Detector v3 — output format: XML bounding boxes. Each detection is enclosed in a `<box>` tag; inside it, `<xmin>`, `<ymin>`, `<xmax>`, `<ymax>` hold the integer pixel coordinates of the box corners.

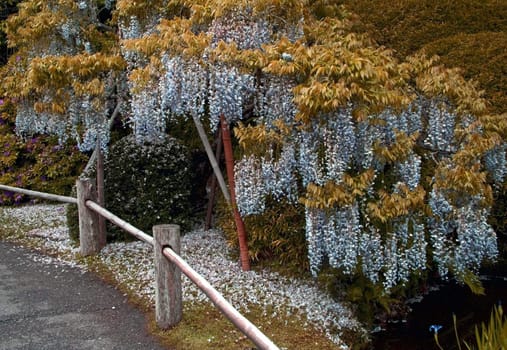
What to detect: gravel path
<box><xmin>0</xmin><ymin>240</ymin><xmax>170</xmax><ymax>350</ymax></box>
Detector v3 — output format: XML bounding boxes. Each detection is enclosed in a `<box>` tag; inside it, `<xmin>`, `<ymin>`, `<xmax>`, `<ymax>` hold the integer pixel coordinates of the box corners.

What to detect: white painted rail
<box><xmin>84</xmin><ymin>200</ymin><xmax>154</xmax><ymax>246</ymax></box>
<box><xmin>0</xmin><ymin>184</ymin><xmax>77</xmax><ymax>204</ymax></box>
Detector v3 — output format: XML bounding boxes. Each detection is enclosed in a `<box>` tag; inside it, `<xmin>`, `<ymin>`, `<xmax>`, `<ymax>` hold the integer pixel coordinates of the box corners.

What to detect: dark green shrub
<box><xmin>104</xmin><ymin>135</ymin><xmax>192</xmax><ymax>241</ymax></box>
<box><xmin>66</xmin><ymin>185</ymin><xmax>80</xmax><ymax>243</ymax></box>
<box><xmin>166</xmin><ymin>116</ymin><xmax>214</xmax><ymax>215</ymax></box>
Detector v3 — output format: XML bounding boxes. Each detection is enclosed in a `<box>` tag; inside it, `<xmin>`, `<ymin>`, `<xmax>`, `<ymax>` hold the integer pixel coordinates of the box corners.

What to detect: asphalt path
<box><xmin>0</xmin><ymin>240</ymin><xmax>170</xmax><ymax>350</ymax></box>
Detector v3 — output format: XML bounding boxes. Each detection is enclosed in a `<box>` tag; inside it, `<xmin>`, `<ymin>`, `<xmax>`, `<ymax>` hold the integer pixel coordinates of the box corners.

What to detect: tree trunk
<box><xmin>220</xmin><ymin>115</ymin><xmax>250</xmax><ymax>271</ymax></box>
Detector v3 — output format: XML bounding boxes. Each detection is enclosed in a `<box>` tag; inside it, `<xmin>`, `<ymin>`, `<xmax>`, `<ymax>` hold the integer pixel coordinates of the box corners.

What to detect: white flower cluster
<box><xmin>233</xmin><ymin>95</ymin><xmax>501</xmax><ymax>291</ymax></box>
<box><xmin>73</xmin><ymin>97</ymin><xmax>111</xmax><ymax>152</ymax></box>
<box><xmin>254</xmin><ymin>75</ymin><xmax>297</xmax><ymax>127</ymax></box>
<box><xmin>128</xmin><ymin>82</ymin><xmax>166</xmax><ymax>144</ymax></box>
<box><xmin>235</xmin><ymin>155</ymin><xmax>265</xmax><ymax>215</ymax></box>
<box><xmin>120</xmin><ymin>16</ymin><xmax>141</xmax><ymax>40</ymax></box>
<box><xmin>209</xmin><ymin>64</ymin><xmax>255</xmax><ymax>130</ymax></box>
<box><xmin>485</xmin><ymin>144</ymin><xmax>507</xmax><ymax>186</ymax></box>
<box><xmin>16</xmin><ymin>101</ymin><xmax>68</xmax><ymax>144</ymax></box>
<box><xmin>354</xmin><ymin>118</ymin><xmax>379</xmax><ymax>170</ymax></box>
<box><xmin>235</xmin><ymin>143</ymin><xmax>298</xmax><ymax>216</ymax></box>
<box><xmin>264</xmin><ymin>143</ymin><xmax>298</xmax><ymax>202</ymax></box>
<box><xmin>397</xmin><ymin>153</ymin><xmax>422</xmax><ymax>190</ymax></box>
<box><xmin>159</xmin><ymin>56</ymin><xmax>208</xmax><ymax>120</ymax></box>
<box><xmin>298</xmin><ymin>127</ymin><xmax>325</xmax><ymax>186</ymax></box>
<box><xmin>305</xmin><ymin>204</ymin><xmax>428</xmax><ymax>291</ymax></box>
<box><xmin>324</xmin><ymin>204</ymin><xmax>362</xmax><ymax>275</ymax></box>
<box><xmin>208</xmin><ymin>10</ymin><xmax>271</xmax><ymax>50</ymax></box>
<box><xmin>60</xmin><ymin>20</ymin><xmax>80</xmax><ymax>43</ymax></box>
<box><xmin>429</xmin><ymin>188</ymin><xmax>498</xmax><ymax>278</ymax></box>
<box><xmin>382</xmin><ymin>218</ymin><xmax>427</xmax><ymax>290</ymax></box>
<box><xmin>105</xmin><ymin>0</ymin><xmax>115</xmax><ymax>10</ymax></box>
<box><xmin>78</xmin><ymin>0</ymin><xmax>88</xmax><ymax>10</ymax></box>
<box><xmin>424</xmin><ymin>99</ymin><xmax>456</xmax><ymax>153</ymax></box>
<box><xmin>323</xmin><ymin>111</ymin><xmax>356</xmax><ymax>182</ymax></box>
<box><xmin>358</xmin><ymin>227</ymin><xmax>384</xmax><ymax>283</ymax></box>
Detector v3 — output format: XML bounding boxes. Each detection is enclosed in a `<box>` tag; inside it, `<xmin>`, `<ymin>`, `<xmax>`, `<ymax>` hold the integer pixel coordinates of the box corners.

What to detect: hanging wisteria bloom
<box><xmin>484</xmin><ymin>144</ymin><xmax>507</xmax><ymax>186</ymax></box>
<box><xmin>382</xmin><ymin>235</ymin><xmax>400</xmax><ymax>291</ymax></box>
<box><xmin>305</xmin><ymin>207</ymin><xmax>327</xmax><ymax>277</ymax></box>
<box><xmin>390</xmin><ymin>217</ymin><xmax>427</xmax><ymax>286</ymax></box>
<box><xmin>323</xmin><ymin>110</ymin><xmax>356</xmax><ymax>183</ymax></box>
<box><xmin>264</xmin><ymin>142</ymin><xmax>298</xmax><ymax>203</ymax></box>
<box><xmin>208</xmin><ymin>10</ymin><xmax>271</xmax><ymax>50</ymax></box>
<box><xmin>398</xmin><ymin>100</ymin><xmax>423</xmax><ymax>136</ymax></box>
<box><xmin>159</xmin><ymin>55</ymin><xmax>208</xmax><ymax>120</ymax></box>
<box><xmin>235</xmin><ymin>155</ymin><xmax>266</xmax><ymax>216</ymax></box>
<box><xmin>128</xmin><ymin>83</ymin><xmax>166</xmax><ymax>144</ymax></box>
<box><xmin>76</xmin><ymin>97</ymin><xmax>111</xmax><ymax>151</ymax></box>
<box><xmin>429</xmin><ymin>186</ymin><xmax>498</xmax><ymax>278</ymax></box>
<box><xmin>397</xmin><ymin>153</ymin><xmax>422</xmax><ymax>190</ymax></box>
<box><xmin>208</xmin><ymin>64</ymin><xmax>255</xmax><ymax>130</ymax></box>
<box><xmin>452</xmin><ymin>206</ymin><xmax>498</xmax><ymax>275</ymax></box>
<box><xmin>254</xmin><ymin>75</ymin><xmax>298</xmax><ymax>127</ymax></box>
<box><xmin>359</xmin><ymin>227</ymin><xmax>384</xmax><ymax>283</ymax></box>
<box><xmin>424</xmin><ymin>99</ymin><xmax>456</xmax><ymax>153</ymax></box>
<box><xmin>403</xmin><ymin>220</ymin><xmax>427</xmax><ymax>274</ymax></box>
<box><xmin>354</xmin><ymin>117</ymin><xmax>380</xmax><ymax>170</ymax></box>
<box><xmin>297</xmin><ymin>125</ymin><xmax>326</xmax><ymax>186</ymax></box>
<box><xmin>324</xmin><ymin>204</ymin><xmax>362</xmax><ymax>275</ymax></box>
<box><xmin>16</xmin><ymin>101</ymin><xmax>68</xmax><ymax>144</ymax></box>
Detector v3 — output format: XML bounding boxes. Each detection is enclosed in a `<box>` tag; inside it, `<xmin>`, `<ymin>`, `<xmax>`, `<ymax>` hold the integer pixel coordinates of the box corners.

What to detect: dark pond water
<box><xmin>371</xmin><ymin>275</ymin><xmax>507</xmax><ymax>349</ymax></box>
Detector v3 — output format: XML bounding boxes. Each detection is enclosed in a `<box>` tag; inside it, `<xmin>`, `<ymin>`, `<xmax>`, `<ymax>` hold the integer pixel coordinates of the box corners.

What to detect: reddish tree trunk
<box><xmin>220</xmin><ymin>115</ymin><xmax>250</xmax><ymax>271</ymax></box>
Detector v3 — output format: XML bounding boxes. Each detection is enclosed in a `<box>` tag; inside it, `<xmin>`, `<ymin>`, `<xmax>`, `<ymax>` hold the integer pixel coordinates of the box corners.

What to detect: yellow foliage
<box><xmin>415</xmin><ymin>64</ymin><xmax>487</xmax><ymax>116</ymax></box>
<box><xmin>367</xmin><ymin>185</ymin><xmax>427</xmax><ymax>223</ymax></box>
<box><xmin>302</xmin><ymin>169</ymin><xmax>376</xmax><ymax>208</ymax></box>
<box><xmin>480</xmin><ymin>113</ymin><xmax>507</xmax><ymax>140</ymax></box>
<box><xmin>374</xmin><ymin>130</ymin><xmax>419</xmax><ymax>163</ymax></box>
<box><xmin>6</xmin><ymin>53</ymin><xmax>125</xmax><ymax>104</ymax></box>
<box><xmin>234</xmin><ymin>120</ymin><xmax>292</xmax><ymax>156</ymax></box>
<box><xmin>433</xmin><ymin>160</ymin><xmax>492</xmax><ymax>205</ymax></box>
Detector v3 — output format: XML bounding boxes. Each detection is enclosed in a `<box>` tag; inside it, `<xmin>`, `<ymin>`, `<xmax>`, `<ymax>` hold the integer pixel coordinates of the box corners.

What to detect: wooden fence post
<box><xmin>76</xmin><ymin>178</ymin><xmax>105</xmax><ymax>256</ymax></box>
<box><xmin>153</xmin><ymin>224</ymin><xmax>182</xmax><ymax>329</ymax></box>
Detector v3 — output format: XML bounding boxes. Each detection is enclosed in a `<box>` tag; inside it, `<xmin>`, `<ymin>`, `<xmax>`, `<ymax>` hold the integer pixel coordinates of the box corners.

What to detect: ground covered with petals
<box><xmin>0</xmin><ymin>203</ymin><xmax>366</xmax><ymax>349</ymax></box>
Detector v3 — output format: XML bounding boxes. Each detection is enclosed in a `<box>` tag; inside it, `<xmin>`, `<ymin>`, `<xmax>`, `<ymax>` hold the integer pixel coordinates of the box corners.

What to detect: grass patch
<box><xmin>149</xmin><ymin>302</ymin><xmax>343</xmax><ymax>350</ymax></box>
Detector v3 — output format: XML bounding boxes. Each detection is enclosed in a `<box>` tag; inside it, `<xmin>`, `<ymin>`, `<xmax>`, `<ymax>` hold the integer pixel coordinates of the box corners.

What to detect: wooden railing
<box><xmin>0</xmin><ymin>180</ymin><xmax>279</xmax><ymax>350</ymax></box>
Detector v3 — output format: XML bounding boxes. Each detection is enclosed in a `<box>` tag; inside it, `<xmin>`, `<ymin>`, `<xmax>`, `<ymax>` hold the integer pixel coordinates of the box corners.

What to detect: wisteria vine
<box><xmin>14</xmin><ymin>2</ymin><xmax>502</xmax><ymax>294</ymax></box>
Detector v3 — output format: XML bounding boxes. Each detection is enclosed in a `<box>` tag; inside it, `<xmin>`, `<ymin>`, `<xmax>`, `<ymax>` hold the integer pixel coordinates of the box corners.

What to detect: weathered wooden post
<box><xmin>153</xmin><ymin>224</ymin><xmax>182</xmax><ymax>328</ymax></box>
<box><xmin>76</xmin><ymin>178</ymin><xmax>105</xmax><ymax>255</ymax></box>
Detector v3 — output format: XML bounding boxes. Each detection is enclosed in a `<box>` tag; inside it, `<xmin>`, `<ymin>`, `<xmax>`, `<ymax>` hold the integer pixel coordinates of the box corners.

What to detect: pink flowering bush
<box><xmin>0</xmin><ymin>98</ymin><xmax>87</xmax><ymax>205</ymax></box>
